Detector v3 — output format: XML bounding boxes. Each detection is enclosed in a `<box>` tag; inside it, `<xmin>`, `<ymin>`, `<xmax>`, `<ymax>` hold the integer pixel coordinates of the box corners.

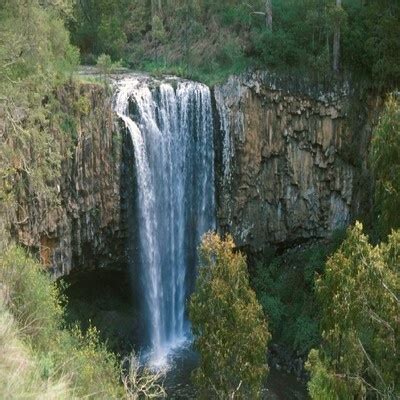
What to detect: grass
<box><xmin>0</xmin><ymin>300</ymin><xmax>70</xmax><ymax>399</ymax></box>
<box><xmin>73</xmin><ymin>73</ymin><xmax>106</xmax><ymax>86</ymax></box>
<box><xmin>0</xmin><ymin>245</ymin><xmax>123</xmax><ymax>399</ymax></box>
<box><xmin>134</xmin><ymin>59</ymin><xmax>249</xmax><ymax>87</ymax></box>
<box><xmin>76</xmin><ymin>50</ymin><xmax>248</xmax><ymax>87</ymax></box>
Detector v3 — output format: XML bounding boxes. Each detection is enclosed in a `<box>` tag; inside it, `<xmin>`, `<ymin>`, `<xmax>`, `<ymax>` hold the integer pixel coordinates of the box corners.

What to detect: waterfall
<box><xmin>114</xmin><ymin>76</ymin><xmax>215</xmax><ymax>366</ymax></box>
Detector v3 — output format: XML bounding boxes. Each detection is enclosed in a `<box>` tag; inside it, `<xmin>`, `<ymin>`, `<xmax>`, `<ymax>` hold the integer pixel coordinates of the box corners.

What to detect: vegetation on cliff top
<box><xmin>69</xmin><ymin>0</ymin><xmax>400</xmax><ymax>87</ymax></box>
<box><xmin>0</xmin><ymin>0</ymin><xmax>79</xmax><ymax>238</ymax></box>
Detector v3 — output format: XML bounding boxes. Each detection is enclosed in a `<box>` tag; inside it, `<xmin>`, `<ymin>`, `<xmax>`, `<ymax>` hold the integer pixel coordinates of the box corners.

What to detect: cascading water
<box><xmin>114</xmin><ymin>76</ymin><xmax>215</xmax><ymax>367</ymax></box>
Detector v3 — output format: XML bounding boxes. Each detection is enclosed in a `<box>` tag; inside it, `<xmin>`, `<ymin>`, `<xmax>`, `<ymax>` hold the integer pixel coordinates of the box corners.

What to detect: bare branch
<box><xmin>122</xmin><ymin>353</ymin><xmax>166</xmax><ymax>399</ymax></box>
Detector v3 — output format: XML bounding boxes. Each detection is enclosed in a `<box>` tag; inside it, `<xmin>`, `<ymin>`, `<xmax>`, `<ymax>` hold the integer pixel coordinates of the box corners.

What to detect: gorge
<box><xmin>10</xmin><ymin>70</ymin><xmax>379</xmax><ymax>397</ymax></box>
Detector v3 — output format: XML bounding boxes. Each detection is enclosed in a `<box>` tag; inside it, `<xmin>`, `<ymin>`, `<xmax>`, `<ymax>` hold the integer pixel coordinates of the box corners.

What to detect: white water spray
<box><xmin>114</xmin><ymin>76</ymin><xmax>215</xmax><ymax>367</ymax></box>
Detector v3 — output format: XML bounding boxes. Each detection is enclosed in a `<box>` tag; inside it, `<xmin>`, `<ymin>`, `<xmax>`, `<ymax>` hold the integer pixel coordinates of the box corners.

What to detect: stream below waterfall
<box><xmin>162</xmin><ymin>346</ymin><xmax>308</xmax><ymax>399</ymax></box>
<box><xmin>64</xmin><ymin>270</ymin><xmax>308</xmax><ymax>399</ymax></box>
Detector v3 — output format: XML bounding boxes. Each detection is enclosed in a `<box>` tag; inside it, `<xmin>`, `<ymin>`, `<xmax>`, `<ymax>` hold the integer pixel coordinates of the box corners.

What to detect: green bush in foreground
<box><xmin>189</xmin><ymin>233</ymin><xmax>270</xmax><ymax>399</ymax></box>
<box><xmin>0</xmin><ymin>244</ymin><xmax>168</xmax><ymax>399</ymax></box>
<box><xmin>306</xmin><ymin>223</ymin><xmax>400</xmax><ymax>399</ymax></box>
<box><xmin>0</xmin><ymin>244</ymin><xmax>122</xmax><ymax>399</ymax></box>
<box><xmin>371</xmin><ymin>94</ymin><xmax>400</xmax><ymax>238</ymax></box>
<box><xmin>0</xmin><ymin>299</ymin><xmax>70</xmax><ymax>399</ymax></box>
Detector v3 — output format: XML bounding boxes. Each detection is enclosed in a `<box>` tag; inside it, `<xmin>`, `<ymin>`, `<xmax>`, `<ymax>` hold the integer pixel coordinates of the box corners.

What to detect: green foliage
<box><xmin>371</xmin><ymin>94</ymin><xmax>400</xmax><ymax>237</ymax></box>
<box><xmin>0</xmin><ymin>245</ymin><xmax>64</xmax><ymax>350</ymax></box>
<box><xmin>96</xmin><ymin>54</ymin><xmax>122</xmax><ymax>78</ymax></box>
<box><xmin>152</xmin><ymin>15</ymin><xmax>166</xmax><ymax>44</ymax></box>
<box><xmin>74</xmin><ymin>95</ymin><xmax>91</xmax><ymax>116</ymax></box>
<box><xmin>69</xmin><ymin>0</ymin><xmax>399</xmax><ymax>87</ymax></box>
<box><xmin>58</xmin><ymin>325</ymin><xmax>122</xmax><ymax>398</ymax></box>
<box><xmin>252</xmin><ymin>235</ymin><xmax>344</xmax><ymax>357</ymax></box>
<box><xmin>189</xmin><ymin>233</ymin><xmax>270</xmax><ymax>399</ymax></box>
<box><xmin>97</xmin><ymin>54</ymin><xmax>114</xmax><ymax>75</ymax></box>
<box><xmin>0</xmin><ymin>299</ymin><xmax>70</xmax><ymax>399</ymax></box>
<box><xmin>139</xmin><ymin>58</ymin><xmax>247</xmax><ymax>87</ymax></box>
<box><xmin>306</xmin><ymin>223</ymin><xmax>400</xmax><ymax>399</ymax></box>
<box><xmin>343</xmin><ymin>0</ymin><xmax>400</xmax><ymax>86</ymax></box>
<box><xmin>0</xmin><ymin>245</ymin><xmax>169</xmax><ymax>398</ymax></box>
<box><xmin>0</xmin><ymin>244</ymin><xmax>123</xmax><ymax>398</ymax></box>
<box><xmin>0</xmin><ymin>0</ymin><xmax>79</xmax><ymax>236</ymax></box>
<box><xmin>306</xmin><ymin>348</ymin><xmax>355</xmax><ymax>400</ymax></box>
<box><xmin>68</xmin><ymin>0</ymin><xmax>130</xmax><ymax>62</ymax></box>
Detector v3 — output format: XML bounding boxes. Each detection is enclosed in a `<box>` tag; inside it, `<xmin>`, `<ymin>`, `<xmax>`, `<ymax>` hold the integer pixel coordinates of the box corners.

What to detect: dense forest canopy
<box><xmin>69</xmin><ymin>0</ymin><xmax>400</xmax><ymax>86</ymax></box>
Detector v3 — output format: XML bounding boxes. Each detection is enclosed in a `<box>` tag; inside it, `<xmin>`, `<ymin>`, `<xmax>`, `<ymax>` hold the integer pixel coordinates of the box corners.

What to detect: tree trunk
<box><xmin>332</xmin><ymin>0</ymin><xmax>341</xmax><ymax>73</ymax></box>
<box><xmin>151</xmin><ymin>0</ymin><xmax>162</xmax><ymax>17</ymax></box>
<box><xmin>265</xmin><ymin>0</ymin><xmax>272</xmax><ymax>31</ymax></box>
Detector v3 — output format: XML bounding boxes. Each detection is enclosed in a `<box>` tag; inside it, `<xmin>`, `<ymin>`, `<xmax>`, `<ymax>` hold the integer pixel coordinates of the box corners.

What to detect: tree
<box><xmin>248</xmin><ymin>0</ymin><xmax>273</xmax><ymax>31</ymax></box>
<box><xmin>151</xmin><ymin>0</ymin><xmax>162</xmax><ymax>15</ymax></box>
<box><xmin>96</xmin><ymin>53</ymin><xmax>121</xmax><ymax>78</ymax></box>
<box><xmin>332</xmin><ymin>0</ymin><xmax>341</xmax><ymax>72</ymax></box>
<box><xmin>189</xmin><ymin>233</ymin><xmax>270</xmax><ymax>399</ymax></box>
<box><xmin>265</xmin><ymin>0</ymin><xmax>272</xmax><ymax>31</ymax></box>
<box><xmin>151</xmin><ymin>15</ymin><xmax>166</xmax><ymax>45</ymax></box>
<box><xmin>306</xmin><ymin>223</ymin><xmax>400</xmax><ymax>399</ymax></box>
<box><xmin>38</xmin><ymin>0</ymin><xmax>74</xmax><ymax>17</ymax></box>
<box><xmin>69</xmin><ymin>0</ymin><xmax>129</xmax><ymax>60</ymax></box>
<box><xmin>371</xmin><ymin>94</ymin><xmax>400</xmax><ymax>237</ymax></box>
<box><xmin>363</xmin><ymin>0</ymin><xmax>400</xmax><ymax>86</ymax></box>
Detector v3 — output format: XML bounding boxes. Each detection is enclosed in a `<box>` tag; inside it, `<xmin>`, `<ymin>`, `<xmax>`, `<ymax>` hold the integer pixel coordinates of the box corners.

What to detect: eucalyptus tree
<box><xmin>248</xmin><ymin>0</ymin><xmax>273</xmax><ymax>30</ymax></box>
<box><xmin>265</xmin><ymin>0</ymin><xmax>273</xmax><ymax>30</ymax></box>
<box><xmin>332</xmin><ymin>0</ymin><xmax>342</xmax><ymax>72</ymax></box>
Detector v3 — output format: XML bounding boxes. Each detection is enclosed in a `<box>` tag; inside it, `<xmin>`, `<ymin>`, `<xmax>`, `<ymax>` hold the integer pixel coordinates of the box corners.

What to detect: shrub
<box><xmin>0</xmin><ymin>245</ymin><xmax>64</xmax><ymax>351</ymax></box>
<box><xmin>0</xmin><ymin>299</ymin><xmax>70</xmax><ymax>400</ymax></box>
<box><xmin>306</xmin><ymin>223</ymin><xmax>400</xmax><ymax>399</ymax></box>
<box><xmin>0</xmin><ymin>245</ymin><xmax>122</xmax><ymax>398</ymax></box>
<box><xmin>189</xmin><ymin>233</ymin><xmax>270</xmax><ymax>399</ymax></box>
<box><xmin>96</xmin><ymin>53</ymin><xmax>122</xmax><ymax>76</ymax></box>
<box><xmin>371</xmin><ymin>94</ymin><xmax>400</xmax><ymax>237</ymax></box>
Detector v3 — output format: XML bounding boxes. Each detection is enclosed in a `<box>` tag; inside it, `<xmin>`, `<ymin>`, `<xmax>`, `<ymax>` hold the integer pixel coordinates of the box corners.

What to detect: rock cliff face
<box><xmin>12</xmin><ymin>72</ymin><xmax>380</xmax><ymax>275</ymax></box>
<box><xmin>214</xmin><ymin>71</ymin><xmax>379</xmax><ymax>252</ymax></box>
<box><xmin>14</xmin><ymin>83</ymin><xmax>125</xmax><ymax>277</ymax></box>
